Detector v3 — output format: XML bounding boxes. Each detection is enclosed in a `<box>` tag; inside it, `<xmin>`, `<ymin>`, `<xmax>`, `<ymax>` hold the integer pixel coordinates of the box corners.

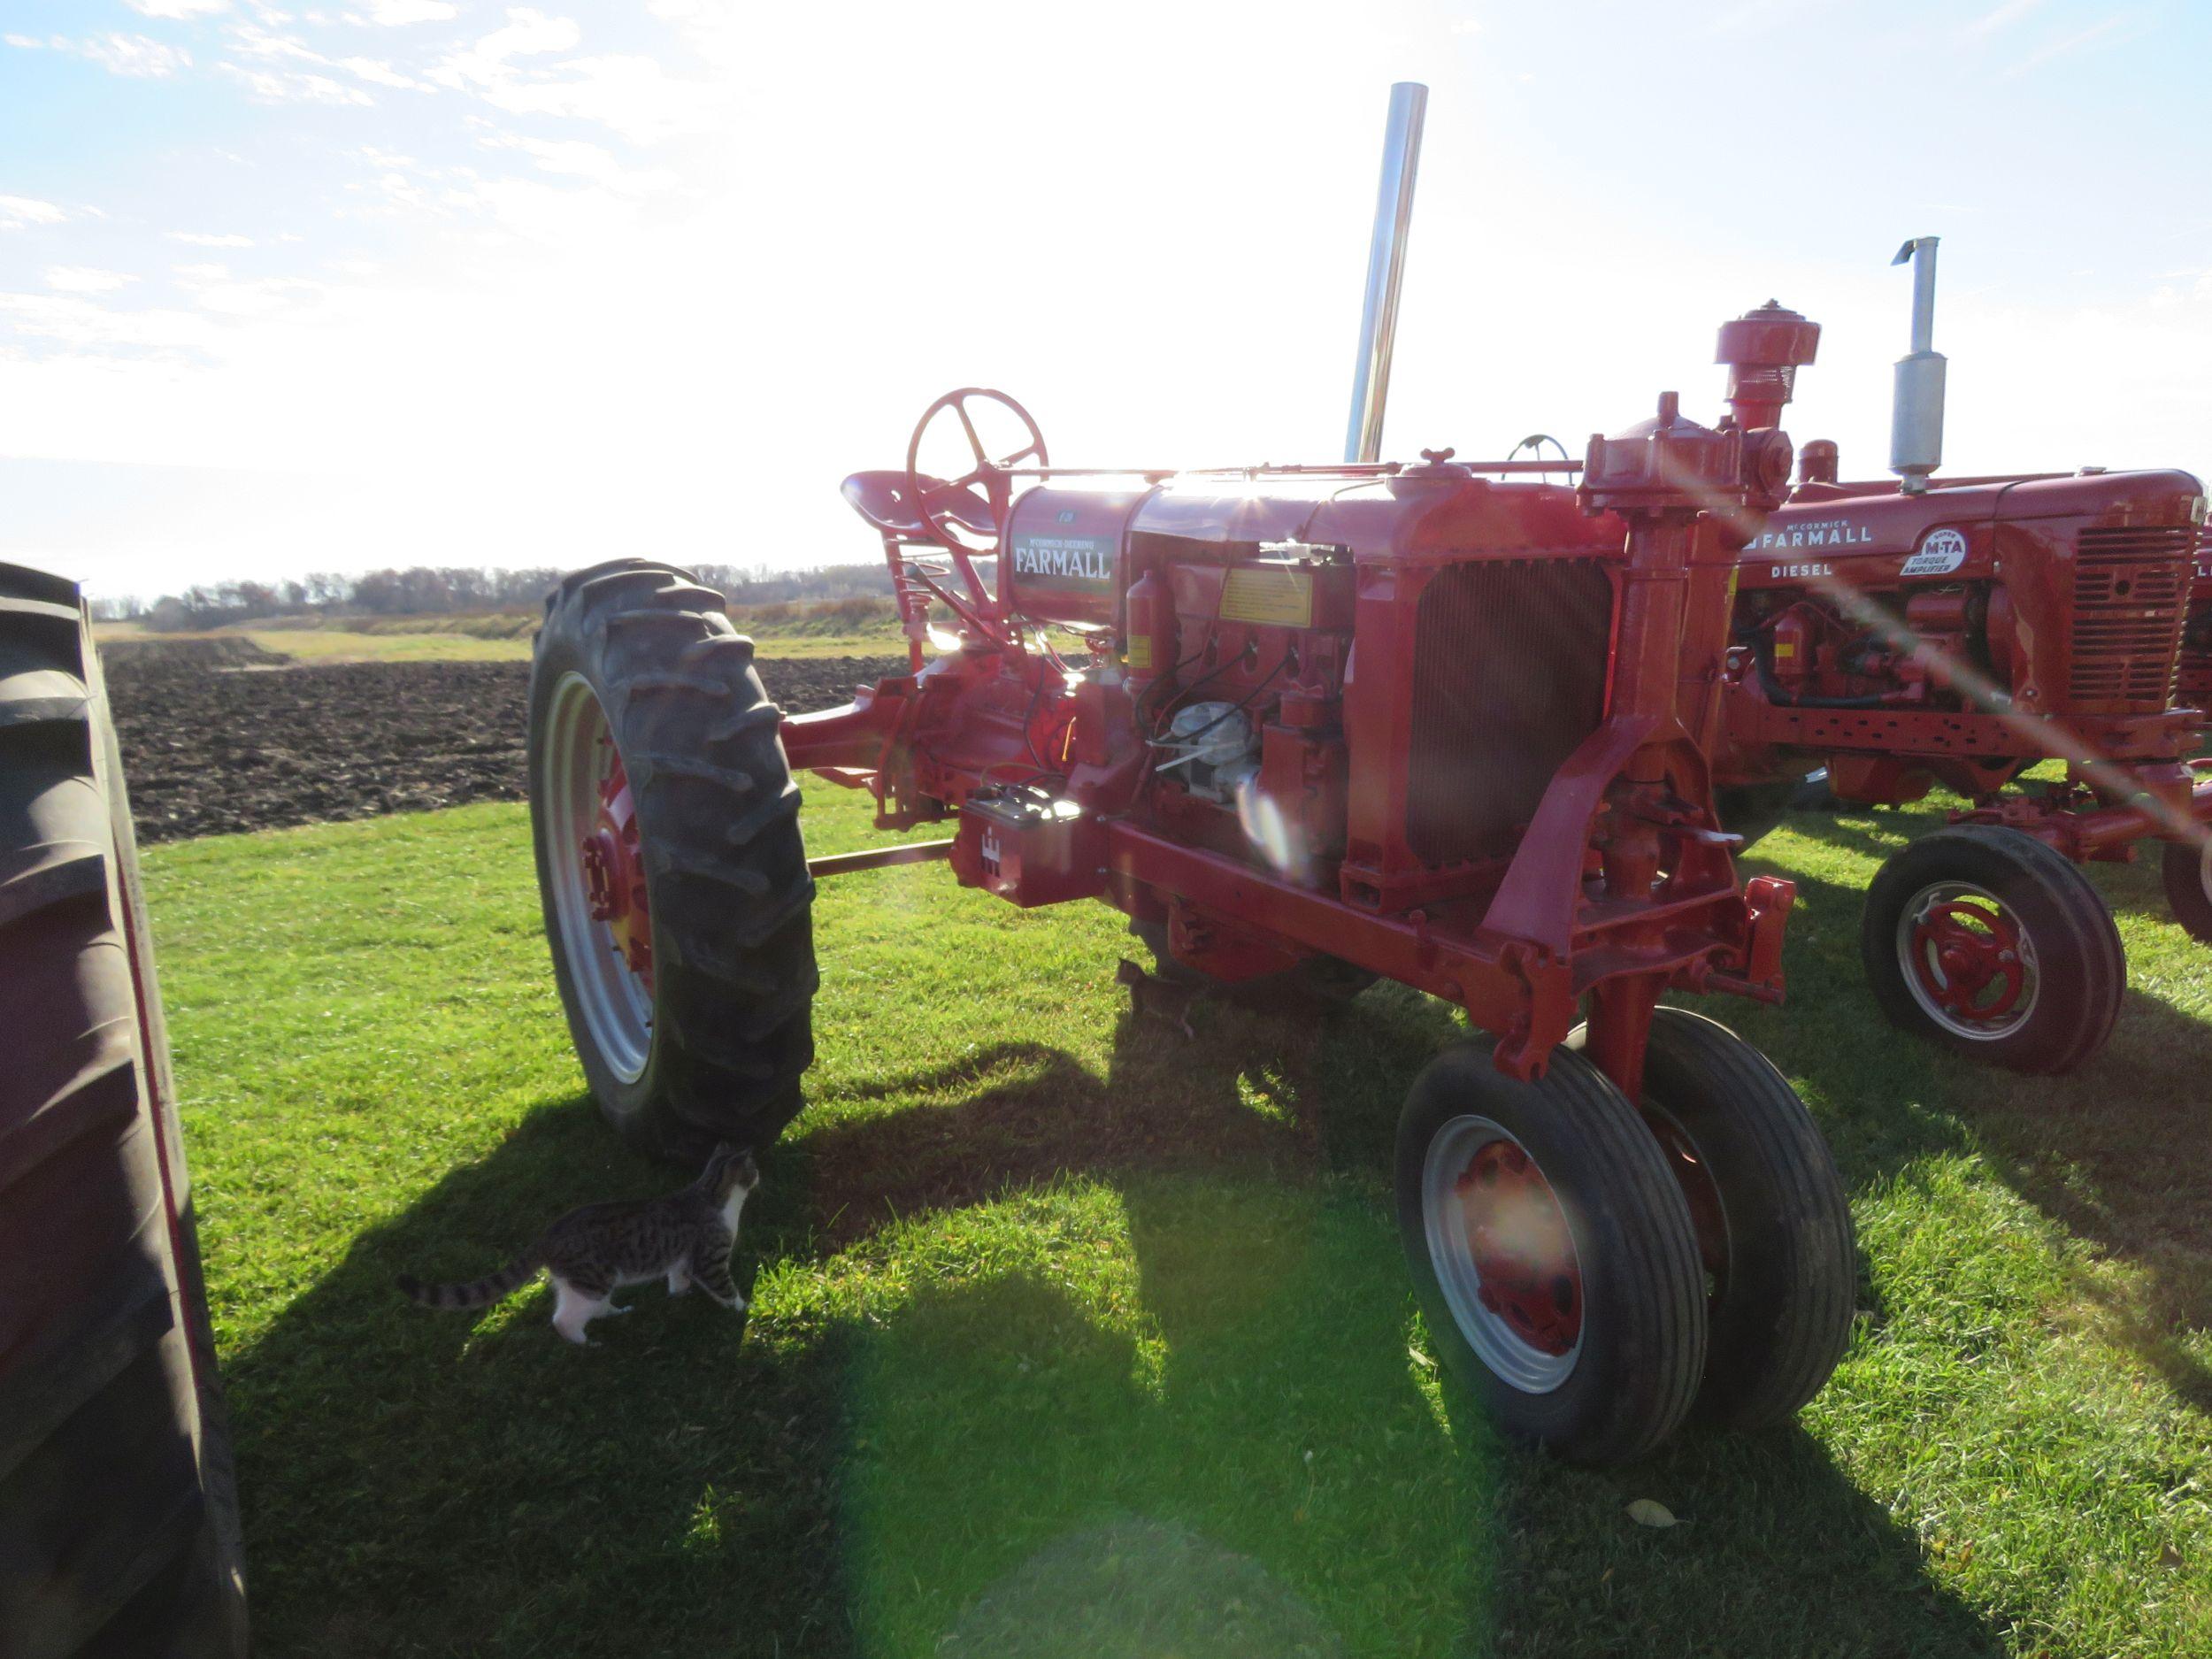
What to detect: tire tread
<box><xmin>1861</xmin><ymin>824</ymin><xmax>2124</xmax><ymax>1074</ymax></box>
<box><xmin>530</xmin><ymin>559</ymin><xmax>817</xmax><ymax>1159</ymax></box>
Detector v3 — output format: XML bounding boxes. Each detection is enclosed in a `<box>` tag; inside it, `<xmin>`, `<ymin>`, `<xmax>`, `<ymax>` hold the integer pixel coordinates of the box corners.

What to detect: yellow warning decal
<box><xmin>1220</xmin><ymin>565</ymin><xmax>1314</xmax><ymax>628</ymax></box>
<box><xmin>1125</xmin><ymin>634</ymin><xmax>1153</xmax><ymax>671</ymax></box>
<box><xmin>1774</xmin><ymin>641</ymin><xmax>1797</xmax><ymax>658</ymax></box>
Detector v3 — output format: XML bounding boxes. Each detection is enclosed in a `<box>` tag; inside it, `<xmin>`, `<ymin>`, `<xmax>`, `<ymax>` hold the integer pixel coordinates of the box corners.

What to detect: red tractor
<box><xmin>524</xmin><ymin>88</ymin><xmax>1856</xmax><ymax>1466</ymax></box>
<box><xmin>1708</xmin><ymin>240</ymin><xmax>2211</xmax><ymax>1074</ymax></box>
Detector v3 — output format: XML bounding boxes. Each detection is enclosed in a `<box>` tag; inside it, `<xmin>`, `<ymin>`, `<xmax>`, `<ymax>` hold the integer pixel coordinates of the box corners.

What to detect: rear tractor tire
<box><xmin>1572</xmin><ymin>1009</ymin><xmax>1857</xmax><ymax>1430</ymax></box>
<box><xmin>1860</xmin><ymin>825</ymin><xmax>2123</xmax><ymax>1074</ymax></box>
<box><xmin>1</xmin><ymin>561</ymin><xmax>248</xmax><ymax>1654</ymax></box>
<box><xmin>1394</xmin><ymin>1042</ymin><xmax>1707</xmax><ymax>1463</ymax></box>
<box><xmin>2161</xmin><ymin>836</ymin><xmax>2212</xmax><ymax>946</ymax></box>
<box><xmin>529</xmin><ymin>560</ymin><xmax>818</xmax><ymax>1163</ymax></box>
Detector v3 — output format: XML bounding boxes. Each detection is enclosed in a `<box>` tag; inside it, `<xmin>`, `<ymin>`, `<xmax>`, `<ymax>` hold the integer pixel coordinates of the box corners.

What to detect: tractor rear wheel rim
<box><xmin>2198</xmin><ymin>838</ymin><xmax>2212</xmax><ymax>905</ymax></box>
<box><xmin>1896</xmin><ymin>878</ymin><xmax>2039</xmax><ymax>1041</ymax></box>
<box><xmin>546</xmin><ymin>672</ymin><xmax>653</xmax><ymax>1083</ymax></box>
<box><xmin>1422</xmin><ymin>1115</ymin><xmax>1584</xmax><ymax>1394</ymax></box>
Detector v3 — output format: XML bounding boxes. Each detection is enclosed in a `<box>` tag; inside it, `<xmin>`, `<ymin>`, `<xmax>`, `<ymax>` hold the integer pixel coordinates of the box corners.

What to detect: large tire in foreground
<box><xmin>1394</xmin><ymin>1041</ymin><xmax>1707</xmax><ymax>1464</ymax></box>
<box><xmin>0</xmin><ymin>561</ymin><xmax>248</xmax><ymax>1655</ymax></box>
<box><xmin>2162</xmin><ymin>835</ymin><xmax>2212</xmax><ymax>945</ymax></box>
<box><xmin>1860</xmin><ymin>824</ymin><xmax>2123</xmax><ymax>1074</ymax></box>
<box><xmin>530</xmin><ymin>559</ymin><xmax>817</xmax><ymax>1163</ymax></box>
<box><xmin>1572</xmin><ymin>1009</ymin><xmax>1857</xmax><ymax>1429</ymax></box>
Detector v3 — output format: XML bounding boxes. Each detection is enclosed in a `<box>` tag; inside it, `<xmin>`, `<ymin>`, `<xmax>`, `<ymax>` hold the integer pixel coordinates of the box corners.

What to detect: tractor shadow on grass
<box><xmin>217</xmin><ymin>921</ymin><xmax>2011</xmax><ymax>1657</ymax></box>
<box><xmin>786</xmin><ymin>983</ymin><xmax>2004</xmax><ymax>1658</ymax></box>
<box><xmin>214</xmin><ymin>1092</ymin><xmax>857</xmax><ymax>1657</ymax></box>
<box><xmin>1773</xmin><ymin>816</ymin><xmax>2212</xmax><ymax>1417</ymax></box>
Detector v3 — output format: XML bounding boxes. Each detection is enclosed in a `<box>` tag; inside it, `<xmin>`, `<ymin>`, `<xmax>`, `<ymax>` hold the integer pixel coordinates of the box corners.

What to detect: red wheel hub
<box><xmin>580</xmin><ymin>745</ymin><xmax>652</xmax><ymax>990</ymax></box>
<box><xmin>1455</xmin><ymin>1140</ymin><xmax>1583</xmax><ymax>1356</ymax></box>
<box><xmin>1910</xmin><ymin>896</ymin><xmax>2024</xmax><ymax>1022</ymax></box>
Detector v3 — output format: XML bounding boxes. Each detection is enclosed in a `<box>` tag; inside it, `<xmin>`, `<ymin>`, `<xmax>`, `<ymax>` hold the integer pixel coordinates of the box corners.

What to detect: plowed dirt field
<box><xmin>102</xmin><ymin>638</ymin><xmax>902</xmax><ymax>841</ymax></box>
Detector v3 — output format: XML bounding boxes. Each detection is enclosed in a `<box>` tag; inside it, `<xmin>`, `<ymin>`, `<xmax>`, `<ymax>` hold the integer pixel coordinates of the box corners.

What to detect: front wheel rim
<box><xmin>1895</xmin><ymin>878</ymin><xmax>2039</xmax><ymax>1041</ymax></box>
<box><xmin>1422</xmin><ymin>1115</ymin><xmax>1584</xmax><ymax>1394</ymax></box>
<box><xmin>545</xmin><ymin>672</ymin><xmax>654</xmax><ymax>1084</ymax></box>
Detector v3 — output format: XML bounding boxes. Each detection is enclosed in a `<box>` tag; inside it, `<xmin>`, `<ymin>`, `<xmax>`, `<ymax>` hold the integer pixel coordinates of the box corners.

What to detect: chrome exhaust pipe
<box><xmin>1889</xmin><ymin>235</ymin><xmax>1946</xmax><ymax>495</ymax></box>
<box><xmin>1343</xmin><ymin>81</ymin><xmax>1427</xmax><ymax>465</ymax></box>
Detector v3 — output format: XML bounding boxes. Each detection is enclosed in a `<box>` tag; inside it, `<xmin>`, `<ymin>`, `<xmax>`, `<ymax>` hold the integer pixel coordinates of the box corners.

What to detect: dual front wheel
<box><xmin>1396</xmin><ymin>1010</ymin><xmax>1857</xmax><ymax>1463</ymax></box>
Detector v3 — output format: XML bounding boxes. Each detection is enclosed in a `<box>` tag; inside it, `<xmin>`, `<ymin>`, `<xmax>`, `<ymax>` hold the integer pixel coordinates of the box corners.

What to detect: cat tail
<box><xmin>396</xmin><ymin>1254</ymin><xmax>541</xmax><ymax>1311</ymax></box>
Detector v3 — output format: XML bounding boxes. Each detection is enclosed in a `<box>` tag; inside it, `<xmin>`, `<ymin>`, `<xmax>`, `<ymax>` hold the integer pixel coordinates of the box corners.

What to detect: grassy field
<box><xmin>145</xmin><ymin>788</ymin><xmax>2212</xmax><ymax>1656</ymax></box>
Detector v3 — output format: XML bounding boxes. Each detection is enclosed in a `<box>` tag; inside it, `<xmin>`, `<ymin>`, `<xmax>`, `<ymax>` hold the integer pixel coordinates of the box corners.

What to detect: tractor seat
<box><xmin>841</xmin><ymin>470</ymin><xmax>997</xmax><ymax>541</ymax></box>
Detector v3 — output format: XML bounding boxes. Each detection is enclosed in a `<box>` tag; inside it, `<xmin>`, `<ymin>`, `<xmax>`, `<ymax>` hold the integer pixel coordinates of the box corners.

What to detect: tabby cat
<box><xmin>398</xmin><ymin>1144</ymin><xmax>759</xmax><ymax>1345</ymax></box>
<box><xmin>1117</xmin><ymin>956</ymin><xmax>1199</xmax><ymax>1039</ymax></box>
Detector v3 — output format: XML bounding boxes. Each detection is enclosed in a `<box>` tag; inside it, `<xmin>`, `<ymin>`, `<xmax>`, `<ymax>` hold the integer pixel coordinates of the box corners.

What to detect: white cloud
<box><xmin>125</xmin><ymin>0</ymin><xmax>232</xmax><ymax>17</ymax></box>
<box><xmin>358</xmin><ymin>0</ymin><xmax>456</xmax><ymax>21</ymax></box>
<box><xmin>478</xmin><ymin>54</ymin><xmax>714</xmax><ymax>143</ymax></box>
<box><xmin>219</xmin><ymin>60</ymin><xmax>375</xmax><ymax>104</ymax></box>
<box><xmin>0</xmin><ymin>291</ymin><xmax>219</xmax><ymax>353</ymax></box>
<box><xmin>4</xmin><ymin>34</ymin><xmax>42</xmax><ymax>49</ymax></box>
<box><xmin>170</xmin><ymin>231</ymin><xmax>257</xmax><ymax>247</ymax></box>
<box><xmin>339</xmin><ymin>55</ymin><xmax>428</xmax><ymax>88</ymax></box>
<box><xmin>227</xmin><ymin>22</ymin><xmax>328</xmax><ymax>62</ymax></box>
<box><xmin>430</xmin><ymin>12</ymin><xmax>708</xmax><ymax>143</ymax></box>
<box><xmin>431</xmin><ymin>8</ymin><xmax>580</xmax><ymax>88</ymax></box>
<box><xmin>46</xmin><ymin>267</ymin><xmax>136</xmax><ymax>295</ymax></box>
<box><xmin>483</xmin><ymin>133</ymin><xmax>676</xmax><ymax>194</ymax></box>
<box><xmin>1960</xmin><ymin>0</ymin><xmax>2043</xmax><ymax>40</ymax></box>
<box><xmin>0</xmin><ymin>196</ymin><xmax>68</xmax><ymax>230</ymax></box>
<box><xmin>43</xmin><ymin>34</ymin><xmax>194</xmax><ymax>77</ymax></box>
<box><xmin>186</xmin><ymin>273</ymin><xmax>326</xmax><ymax>318</ymax></box>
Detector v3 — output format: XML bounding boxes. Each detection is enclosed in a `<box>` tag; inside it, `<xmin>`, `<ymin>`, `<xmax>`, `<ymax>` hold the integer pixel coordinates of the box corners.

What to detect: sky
<box><xmin>1</xmin><ymin>0</ymin><xmax>2208</xmax><ymax>602</ymax></box>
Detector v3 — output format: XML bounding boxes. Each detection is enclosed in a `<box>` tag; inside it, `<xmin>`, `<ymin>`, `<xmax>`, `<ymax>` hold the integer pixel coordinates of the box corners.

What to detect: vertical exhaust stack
<box><xmin>1344</xmin><ymin>81</ymin><xmax>1428</xmax><ymax>465</ymax></box>
<box><xmin>1890</xmin><ymin>235</ymin><xmax>1947</xmax><ymax>495</ymax></box>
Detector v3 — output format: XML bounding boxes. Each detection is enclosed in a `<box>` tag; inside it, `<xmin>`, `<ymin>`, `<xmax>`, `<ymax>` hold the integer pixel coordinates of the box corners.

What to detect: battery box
<box><xmin>950</xmin><ymin>788</ymin><xmax>1105</xmax><ymax>908</ymax></box>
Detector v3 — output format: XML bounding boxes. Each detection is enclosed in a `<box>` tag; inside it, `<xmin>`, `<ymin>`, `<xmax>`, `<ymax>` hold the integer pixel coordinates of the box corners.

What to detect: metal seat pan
<box><xmin>841</xmin><ymin>470</ymin><xmax>996</xmax><ymax>541</ymax></box>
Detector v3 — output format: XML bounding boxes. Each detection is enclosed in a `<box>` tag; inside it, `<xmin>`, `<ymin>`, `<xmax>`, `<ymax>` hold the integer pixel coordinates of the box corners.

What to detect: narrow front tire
<box><xmin>1573</xmin><ymin>1009</ymin><xmax>1857</xmax><ymax>1430</ymax></box>
<box><xmin>1394</xmin><ymin>1043</ymin><xmax>1707</xmax><ymax>1464</ymax></box>
<box><xmin>1860</xmin><ymin>825</ymin><xmax>2123</xmax><ymax>1074</ymax></box>
<box><xmin>2161</xmin><ymin>835</ymin><xmax>2212</xmax><ymax>945</ymax></box>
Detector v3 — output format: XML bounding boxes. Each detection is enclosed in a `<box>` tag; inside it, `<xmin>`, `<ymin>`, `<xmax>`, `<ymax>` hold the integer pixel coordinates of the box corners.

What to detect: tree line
<box><xmin>101</xmin><ymin>561</ymin><xmax>895</xmax><ymax>631</ymax></box>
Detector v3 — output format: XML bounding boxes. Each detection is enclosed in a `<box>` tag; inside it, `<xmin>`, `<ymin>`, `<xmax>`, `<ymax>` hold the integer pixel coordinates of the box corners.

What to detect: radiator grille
<box><xmin>2068</xmin><ymin>525</ymin><xmax>2192</xmax><ymax>710</ymax></box>
<box><xmin>1406</xmin><ymin>559</ymin><xmax>1613</xmax><ymax>867</ymax></box>
<box><xmin>2180</xmin><ymin>522</ymin><xmax>2212</xmax><ymax>704</ymax></box>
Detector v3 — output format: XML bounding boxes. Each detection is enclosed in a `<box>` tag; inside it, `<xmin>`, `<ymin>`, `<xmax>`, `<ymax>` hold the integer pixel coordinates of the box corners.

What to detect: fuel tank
<box><xmin>1001</xmin><ymin>486</ymin><xmax>1154</xmax><ymax>629</ymax></box>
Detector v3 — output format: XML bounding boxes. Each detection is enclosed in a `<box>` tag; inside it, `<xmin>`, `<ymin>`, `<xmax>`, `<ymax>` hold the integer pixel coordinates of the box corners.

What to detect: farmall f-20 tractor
<box><xmin>1707</xmin><ymin>242</ymin><xmax>2211</xmax><ymax>1074</ymax></box>
<box><xmin>526</xmin><ymin>88</ymin><xmax>1858</xmax><ymax>1464</ymax></box>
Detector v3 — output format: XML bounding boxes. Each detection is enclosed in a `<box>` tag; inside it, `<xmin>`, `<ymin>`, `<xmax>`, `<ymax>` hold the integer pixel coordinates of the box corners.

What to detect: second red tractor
<box><xmin>1706</xmin><ymin>245</ymin><xmax>2210</xmax><ymax>1074</ymax></box>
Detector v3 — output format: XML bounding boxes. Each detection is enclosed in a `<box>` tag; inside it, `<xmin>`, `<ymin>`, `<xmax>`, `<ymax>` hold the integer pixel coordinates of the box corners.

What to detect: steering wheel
<box><xmin>903</xmin><ymin>388</ymin><xmax>1049</xmax><ymax>555</ymax></box>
